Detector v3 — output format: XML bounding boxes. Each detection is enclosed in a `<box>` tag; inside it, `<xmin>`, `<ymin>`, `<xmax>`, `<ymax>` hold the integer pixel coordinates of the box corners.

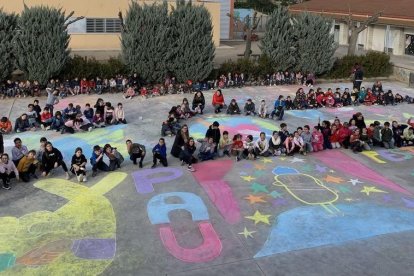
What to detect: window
<box><xmin>406</xmin><ymin>34</ymin><xmax>414</xmax><ymax>56</ymax></box>
<box><xmin>86</xmin><ymin>18</ymin><xmax>121</xmax><ymax>33</ymax></box>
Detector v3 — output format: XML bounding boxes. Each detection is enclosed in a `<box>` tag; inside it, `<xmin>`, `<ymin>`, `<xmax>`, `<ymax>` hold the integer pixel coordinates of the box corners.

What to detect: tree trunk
<box><xmin>244</xmin><ymin>29</ymin><xmax>252</xmax><ymax>59</ymax></box>
<box><xmin>348</xmin><ymin>31</ymin><xmax>359</xmax><ymax>55</ymax></box>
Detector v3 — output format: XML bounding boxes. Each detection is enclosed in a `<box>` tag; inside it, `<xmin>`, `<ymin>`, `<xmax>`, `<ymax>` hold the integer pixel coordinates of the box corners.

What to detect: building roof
<box><xmin>289</xmin><ymin>0</ymin><xmax>414</xmax><ymax>28</ymax></box>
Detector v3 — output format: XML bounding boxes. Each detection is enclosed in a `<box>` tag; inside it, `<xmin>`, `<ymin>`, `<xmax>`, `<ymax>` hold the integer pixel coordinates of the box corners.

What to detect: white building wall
<box><xmin>371</xmin><ymin>25</ymin><xmax>386</xmax><ymax>51</ymax></box>
<box><xmin>220</xmin><ymin>0</ymin><xmax>231</xmax><ymax>40</ymax></box>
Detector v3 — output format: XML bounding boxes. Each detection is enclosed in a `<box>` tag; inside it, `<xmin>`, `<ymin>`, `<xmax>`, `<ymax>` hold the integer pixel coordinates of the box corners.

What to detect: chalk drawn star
<box><xmin>272</xmin><ymin>198</ymin><xmax>288</xmax><ymax>207</ymax></box>
<box><xmin>290</xmin><ymin>157</ymin><xmax>305</xmax><ymax>163</ymax></box>
<box><xmin>250</xmin><ymin>183</ymin><xmax>269</xmax><ymax>194</ymax></box>
<box><xmin>253</xmin><ymin>170</ymin><xmax>267</xmax><ymax>177</ymax></box>
<box><xmin>269</xmin><ymin>190</ymin><xmax>283</xmax><ymax>198</ymax></box>
<box><xmin>238</xmin><ymin>227</ymin><xmax>256</xmax><ymax>238</ymax></box>
<box><xmin>402</xmin><ymin>198</ymin><xmax>414</xmax><ymax>208</ymax></box>
<box><xmin>245</xmin><ymin>210</ymin><xmax>271</xmax><ymax>225</ymax></box>
<box><xmin>383</xmin><ymin>195</ymin><xmax>393</xmax><ymax>203</ymax></box>
<box><xmin>244</xmin><ymin>194</ymin><xmax>267</xmax><ymax>204</ymax></box>
<box><xmin>315</xmin><ymin>165</ymin><xmax>328</xmax><ymax>173</ymax></box>
<box><xmin>261</xmin><ymin>158</ymin><xmax>273</xmax><ymax>164</ymax></box>
<box><xmin>337</xmin><ymin>186</ymin><xmax>352</xmax><ymax>194</ymax></box>
<box><xmin>254</xmin><ymin>164</ymin><xmax>266</xmax><ymax>170</ymax></box>
<box><xmin>241</xmin><ymin>175</ymin><xmax>256</xmax><ymax>182</ymax></box>
<box><xmin>360</xmin><ymin>186</ymin><xmax>388</xmax><ymax>196</ymax></box>
<box><xmin>324</xmin><ymin>175</ymin><xmax>344</xmax><ymax>184</ymax></box>
<box><xmin>348</xmin><ymin>179</ymin><xmax>363</xmax><ymax>186</ymax></box>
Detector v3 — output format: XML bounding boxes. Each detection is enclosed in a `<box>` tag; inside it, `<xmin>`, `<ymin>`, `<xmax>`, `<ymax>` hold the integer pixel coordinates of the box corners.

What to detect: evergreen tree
<box><xmin>170</xmin><ymin>0</ymin><xmax>215</xmax><ymax>82</ymax></box>
<box><xmin>260</xmin><ymin>6</ymin><xmax>295</xmax><ymax>71</ymax></box>
<box><xmin>0</xmin><ymin>10</ymin><xmax>17</xmax><ymax>82</ymax></box>
<box><xmin>14</xmin><ymin>5</ymin><xmax>75</xmax><ymax>84</ymax></box>
<box><xmin>293</xmin><ymin>12</ymin><xmax>337</xmax><ymax>75</ymax></box>
<box><xmin>121</xmin><ymin>2</ymin><xmax>170</xmax><ymax>83</ymax></box>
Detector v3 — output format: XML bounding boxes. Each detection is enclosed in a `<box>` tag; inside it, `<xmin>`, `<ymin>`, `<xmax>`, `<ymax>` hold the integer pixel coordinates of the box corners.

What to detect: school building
<box><xmin>1</xmin><ymin>0</ymin><xmax>234</xmax><ymax>52</ymax></box>
<box><xmin>289</xmin><ymin>0</ymin><xmax>414</xmax><ymax>57</ymax></box>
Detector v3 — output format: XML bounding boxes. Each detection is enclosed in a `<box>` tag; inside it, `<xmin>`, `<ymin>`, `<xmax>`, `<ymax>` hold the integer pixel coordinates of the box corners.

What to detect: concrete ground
<box><xmin>1</xmin><ymin>80</ymin><xmax>414</xmax><ymax>275</ymax></box>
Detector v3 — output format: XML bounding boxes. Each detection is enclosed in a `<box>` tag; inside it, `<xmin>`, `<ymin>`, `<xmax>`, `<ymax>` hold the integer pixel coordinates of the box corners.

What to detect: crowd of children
<box><xmin>0</xmin><ymin>97</ymin><xmax>126</xmax><ymax>135</ymax></box>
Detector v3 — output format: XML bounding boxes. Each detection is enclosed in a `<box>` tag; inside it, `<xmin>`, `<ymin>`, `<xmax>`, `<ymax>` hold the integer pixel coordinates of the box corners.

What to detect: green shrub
<box><xmin>324</xmin><ymin>51</ymin><xmax>393</xmax><ymax>79</ymax></box>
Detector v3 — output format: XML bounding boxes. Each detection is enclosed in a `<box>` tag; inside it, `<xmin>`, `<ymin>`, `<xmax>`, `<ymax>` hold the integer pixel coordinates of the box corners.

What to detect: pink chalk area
<box><xmin>159</xmin><ymin>222</ymin><xmax>222</xmax><ymax>263</ymax></box>
<box><xmin>314</xmin><ymin>151</ymin><xmax>411</xmax><ymax>195</ymax></box>
<box><xmin>193</xmin><ymin>160</ymin><xmax>241</xmax><ymax>224</ymax></box>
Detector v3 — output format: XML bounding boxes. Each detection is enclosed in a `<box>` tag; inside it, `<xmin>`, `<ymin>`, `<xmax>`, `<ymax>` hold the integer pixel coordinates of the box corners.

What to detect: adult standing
<box><xmin>171</xmin><ymin>125</ymin><xmax>190</xmax><ymax>158</ymax></box>
<box><xmin>353</xmin><ymin>63</ymin><xmax>364</xmax><ymax>91</ymax></box>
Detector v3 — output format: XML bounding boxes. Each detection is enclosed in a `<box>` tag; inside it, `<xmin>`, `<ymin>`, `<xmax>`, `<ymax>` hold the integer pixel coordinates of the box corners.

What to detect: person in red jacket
<box><xmin>364</xmin><ymin>89</ymin><xmax>376</xmax><ymax>105</ymax></box>
<box><xmin>337</xmin><ymin>122</ymin><xmax>352</xmax><ymax>149</ymax></box>
<box><xmin>212</xmin><ymin>89</ymin><xmax>225</xmax><ymax>113</ymax></box>
<box><xmin>40</xmin><ymin>107</ymin><xmax>53</xmax><ymax>130</ymax></box>
<box><xmin>80</xmin><ymin>78</ymin><xmax>89</xmax><ymax>94</ymax></box>
<box><xmin>330</xmin><ymin>124</ymin><xmax>341</xmax><ymax>148</ymax></box>
<box><xmin>0</xmin><ymin>117</ymin><xmax>12</xmax><ymax>134</ymax></box>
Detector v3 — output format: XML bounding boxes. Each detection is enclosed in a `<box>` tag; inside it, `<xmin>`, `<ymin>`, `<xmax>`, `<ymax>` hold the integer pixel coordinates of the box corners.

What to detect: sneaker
<box><xmin>79</xmin><ymin>175</ymin><xmax>84</xmax><ymax>182</ymax></box>
<box><xmin>46</xmin><ymin>126</ymin><xmax>51</xmax><ymax>131</ymax></box>
<box><xmin>151</xmin><ymin>164</ymin><xmax>157</xmax><ymax>169</ymax></box>
<box><xmin>181</xmin><ymin>160</ymin><xmax>185</xmax><ymax>166</ymax></box>
<box><xmin>187</xmin><ymin>165</ymin><xmax>196</xmax><ymax>172</ymax></box>
<box><xmin>2</xmin><ymin>183</ymin><xmax>10</xmax><ymax>190</ymax></box>
<box><xmin>77</xmin><ymin>175</ymin><xmax>81</xmax><ymax>182</ymax></box>
<box><xmin>92</xmin><ymin>171</ymin><xmax>97</xmax><ymax>177</ymax></box>
<box><xmin>83</xmin><ymin>176</ymin><xmax>87</xmax><ymax>182</ymax></box>
<box><xmin>88</xmin><ymin>126</ymin><xmax>93</xmax><ymax>132</ymax></box>
<box><xmin>236</xmin><ymin>156</ymin><xmax>241</xmax><ymax>162</ymax></box>
<box><xmin>139</xmin><ymin>162</ymin><xmax>143</xmax><ymax>168</ymax></box>
<box><xmin>65</xmin><ymin>172</ymin><xmax>70</xmax><ymax>180</ymax></box>
<box><xmin>41</xmin><ymin>124</ymin><xmax>45</xmax><ymax>130</ymax></box>
<box><xmin>31</xmin><ymin>173</ymin><xmax>38</xmax><ymax>179</ymax></box>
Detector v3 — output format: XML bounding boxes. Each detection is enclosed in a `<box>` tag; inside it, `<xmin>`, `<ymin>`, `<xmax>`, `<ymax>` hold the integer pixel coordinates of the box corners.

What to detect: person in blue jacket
<box><xmin>152</xmin><ymin>138</ymin><xmax>168</xmax><ymax>168</ymax></box>
<box><xmin>271</xmin><ymin>95</ymin><xmax>286</xmax><ymax>120</ymax></box>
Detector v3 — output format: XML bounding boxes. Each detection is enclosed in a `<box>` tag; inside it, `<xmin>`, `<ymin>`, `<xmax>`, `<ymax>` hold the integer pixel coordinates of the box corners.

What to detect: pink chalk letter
<box><xmin>159</xmin><ymin>222</ymin><xmax>222</xmax><ymax>263</ymax></box>
<box><xmin>314</xmin><ymin>151</ymin><xmax>411</xmax><ymax>195</ymax></box>
<box><xmin>192</xmin><ymin>160</ymin><xmax>241</xmax><ymax>224</ymax></box>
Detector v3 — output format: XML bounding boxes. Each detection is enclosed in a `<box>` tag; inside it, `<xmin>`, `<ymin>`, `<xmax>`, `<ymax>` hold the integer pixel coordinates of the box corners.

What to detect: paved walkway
<box><xmin>0</xmin><ymin>81</ymin><xmax>414</xmax><ymax>275</ymax></box>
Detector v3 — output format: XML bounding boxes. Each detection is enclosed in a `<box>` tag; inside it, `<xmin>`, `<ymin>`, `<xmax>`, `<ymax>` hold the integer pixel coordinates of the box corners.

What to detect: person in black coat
<box><xmin>171</xmin><ymin>125</ymin><xmax>189</xmax><ymax>158</ymax></box>
<box><xmin>179</xmin><ymin>138</ymin><xmax>197</xmax><ymax>172</ymax></box>
<box><xmin>192</xmin><ymin>91</ymin><xmax>205</xmax><ymax>114</ymax></box>
<box><xmin>42</xmin><ymin>142</ymin><xmax>70</xmax><ymax>179</ymax></box>
<box><xmin>205</xmin><ymin>121</ymin><xmax>221</xmax><ymax>152</ymax></box>
<box><xmin>350</xmin><ymin>112</ymin><xmax>366</xmax><ymax>130</ymax></box>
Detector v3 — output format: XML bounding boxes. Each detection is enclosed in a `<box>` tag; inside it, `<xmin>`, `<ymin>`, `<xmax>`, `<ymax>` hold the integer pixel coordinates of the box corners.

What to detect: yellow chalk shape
<box><xmin>361</xmin><ymin>151</ymin><xmax>387</xmax><ymax>164</ymax></box>
<box><xmin>273</xmin><ymin>173</ymin><xmax>339</xmax><ymax>214</ymax></box>
<box><xmin>0</xmin><ymin>172</ymin><xmax>127</xmax><ymax>275</ymax></box>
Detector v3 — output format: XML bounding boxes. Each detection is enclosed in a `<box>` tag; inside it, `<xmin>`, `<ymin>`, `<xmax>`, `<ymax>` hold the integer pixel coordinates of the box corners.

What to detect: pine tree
<box><xmin>260</xmin><ymin>6</ymin><xmax>295</xmax><ymax>71</ymax></box>
<box><xmin>121</xmin><ymin>2</ymin><xmax>170</xmax><ymax>83</ymax></box>
<box><xmin>0</xmin><ymin>9</ymin><xmax>18</xmax><ymax>82</ymax></box>
<box><xmin>14</xmin><ymin>5</ymin><xmax>76</xmax><ymax>84</ymax></box>
<box><xmin>170</xmin><ymin>0</ymin><xmax>215</xmax><ymax>82</ymax></box>
<box><xmin>293</xmin><ymin>12</ymin><xmax>337</xmax><ymax>75</ymax></box>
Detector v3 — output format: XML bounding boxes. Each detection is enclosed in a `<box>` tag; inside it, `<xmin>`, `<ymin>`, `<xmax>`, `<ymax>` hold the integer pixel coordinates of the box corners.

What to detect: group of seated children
<box><xmin>0</xmin><ymin>98</ymin><xmax>127</xmax><ymax>135</ymax></box>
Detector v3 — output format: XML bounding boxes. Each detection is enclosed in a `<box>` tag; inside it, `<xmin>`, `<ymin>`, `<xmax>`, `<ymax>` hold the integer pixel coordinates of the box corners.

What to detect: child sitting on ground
<box><xmin>219</xmin><ymin>130</ymin><xmax>232</xmax><ymax>157</ymax></box>
<box><xmin>312</xmin><ymin>126</ymin><xmax>324</xmax><ymax>152</ymax></box>
<box><xmin>232</xmin><ymin>134</ymin><xmax>244</xmax><ymax>162</ymax></box>
<box><xmin>197</xmin><ymin>137</ymin><xmax>216</xmax><ymax>161</ymax></box>
<box><xmin>243</xmin><ymin>135</ymin><xmax>257</xmax><ymax>160</ymax></box>
<box><xmin>227</xmin><ymin>99</ymin><xmax>241</xmax><ymax>115</ymax></box>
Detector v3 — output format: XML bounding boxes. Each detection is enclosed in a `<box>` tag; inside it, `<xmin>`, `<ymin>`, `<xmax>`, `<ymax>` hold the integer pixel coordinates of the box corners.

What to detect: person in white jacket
<box><xmin>0</xmin><ymin>153</ymin><xmax>19</xmax><ymax>190</ymax></box>
<box><xmin>292</xmin><ymin>131</ymin><xmax>306</xmax><ymax>155</ymax></box>
<box><xmin>254</xmin><ymin>132</ymin><xmax>271</xmax><ymax>157</ymax></box>
<box><xmin>258</xmin><ymin>100</ymin><xmax>268</xmax><ymax>118</ymax></box>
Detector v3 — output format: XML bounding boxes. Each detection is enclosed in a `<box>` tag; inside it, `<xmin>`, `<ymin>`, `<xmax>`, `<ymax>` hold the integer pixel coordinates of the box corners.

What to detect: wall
<box><xmin>0</xmin><ymin>0</ymin><xmax>221</xmax><ymax>50</ymax></box>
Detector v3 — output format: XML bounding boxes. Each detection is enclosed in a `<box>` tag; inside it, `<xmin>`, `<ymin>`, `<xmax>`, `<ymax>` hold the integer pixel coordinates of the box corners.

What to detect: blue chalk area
<box><xmin>147</xmin><ymin>192</ymin><xmax>209</xmax><ymax>225</ymax></box>
<box><xmin>254</xmin><ymin>203</ymin><xmax>414</xmax><ymax>258</ymax></box>
<box><xmin>272</xmin><ymin>166</ymin><xmax>299</xmax><ymax>175</ymax></box>
<box><xmin>0</xmin><ymin>253</ymin><xmax>16</xmax><ymax>272</ymax></box>
<box><xmin>286</xmin><ymin>109</ymin><xmax>326</xmax><ymax>121</ymax></box>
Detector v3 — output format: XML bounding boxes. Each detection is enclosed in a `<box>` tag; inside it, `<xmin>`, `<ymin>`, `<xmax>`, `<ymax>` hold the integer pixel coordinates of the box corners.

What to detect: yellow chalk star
<box><xmin>238</xmin><ymin>227</ymin><xmax>256</xmax><ymax>238</ymax></box>
<box><xmin>360</xmin><ymin>186</ymin><xmax>388</xmax><ymax>196</ymax></box>
<box><xmin>241</xmin><ymin>175</ymin><xmax>256</xmax><ymax>182</ymax></box>
<box><xmin>261</xmin><ymin>158</ymin><xmax>273</xmax><ymax>164</ymax></box>
<box><xmin>324</xmin><ymin>175</ymin><xmax>344</xmax><ymax>184</ymax></box>
<box><xmin>244</xmin><ymin>194</ymin><xmax>267</xmax><ymax>204</ymax></box>
<box><xmin>245</xmin><ymin>210</ymin><xmax>271</xmax><ymax>225</ymax></box>
<box><xmin>254</xmin><ymin>164</ymin><xmax>266</xmax><ymax>170</ymax></box>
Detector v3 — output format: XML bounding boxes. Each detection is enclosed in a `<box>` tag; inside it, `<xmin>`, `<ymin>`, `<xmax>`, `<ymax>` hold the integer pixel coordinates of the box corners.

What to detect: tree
<box><xmin>170</xmin><ymin>0</ymin><xmax>215</xmax><ymax>82</ymax></box>
<box><xmin>228</xmin><ymin>11</ymin><xmax>261</xmax><ymax>59</ymax></box>
<box><xmin>260</xmin><ymin>6</ymin><xmax>295</xmax><ymax>71</ymax></box>
<box><xmin>14</xmin><ymin>4</ymin><xmax>82</xmax><ymax>84</ymax></box>
<box><xmin>0</xmin><ymin>9</ymin><xmax>18</xmax><ymax>82</ymax></box>
<box><xmin>294</xmin><ymin>12</ymin><xmax>337</xmax><ymax>75</ymax></box>
<box><xmin>344</xmin><ymin>11</ymin><xmax>382</xmax><ymax>55</ymax></box>
<box><xmin>120</xmin><ymin>2</ymin><xmax>170</xmax><ymax>83</ymax></box>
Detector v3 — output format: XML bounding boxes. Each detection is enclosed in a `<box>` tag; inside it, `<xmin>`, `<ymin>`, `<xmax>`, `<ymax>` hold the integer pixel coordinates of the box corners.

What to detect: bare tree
<box><xmin>344</xmin><ymin>11</ymin><xmax>382</xmax><ymax>55</ymax></box>
<box><xmin>228</xmin><ymin>11</ymin><xmax>261</xmax><ymax>59</ymax></box>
